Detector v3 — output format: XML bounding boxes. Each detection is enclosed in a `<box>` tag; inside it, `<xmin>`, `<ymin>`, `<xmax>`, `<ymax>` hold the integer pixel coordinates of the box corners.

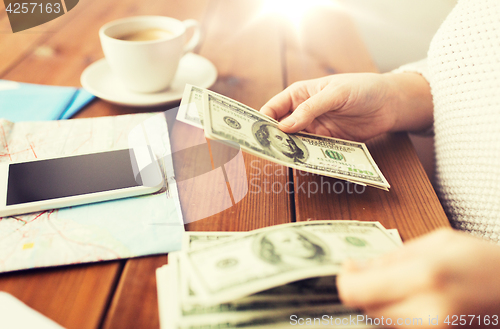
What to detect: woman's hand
<box><xmin>337</xmin><ymin>229</ymin><xmax>500</xmax><ymax>328</ymax></box>
<box><xmin>260</xmin><ymin>72</ymin><xmax>433</xmax><ymax>141</ymax></box>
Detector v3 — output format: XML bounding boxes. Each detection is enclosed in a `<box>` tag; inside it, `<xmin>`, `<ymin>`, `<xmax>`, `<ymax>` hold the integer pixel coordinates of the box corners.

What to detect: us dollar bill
<box><xmin>157</xmin><ymin>224</ymin><xmax>394</xmax><ymax>329</ymax></box>
<box><xmin>177</xmin><ymin>84</ymin><xmax>280</xmax><ymax>129</ymax></box>
<box><xmin>179</xmin><ymin>229</ymin><xmax>398</xmax><ymax>310</ymax></box>
<box><xmin>176</xmin><ymin>84</ymin><xmax>204</xmax><ymax>129</ymax></box>
<box><xmin>183</xmin><ymin>229</ymin><xmax>402</xmax><ymax>251</ymax></box>
<box><xmin>201</xmin><ymin>89</ymin><xmax>390</xmax><ymax>190</ymax></box>
<box><xmin>157</xmin><ymin>253</ymin><xmax>354</xmax><ymax>328</ymax></box>
<box><xmin>158</xmin><ymin>252</ymin><xmax>365</xmax><ymax>329</ymax></box>
<box><xmin>181</xmin><ymin>232</ymin><xmax>341</xmax><ymax>307</ymax></box>
<box><xmin>183</xmin><ymin>221</ymin><xmax>399</xmax><ymax>306</ymax></box>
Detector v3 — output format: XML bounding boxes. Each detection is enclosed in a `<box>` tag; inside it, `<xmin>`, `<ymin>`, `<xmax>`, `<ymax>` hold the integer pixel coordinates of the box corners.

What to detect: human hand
<box><xmin>337</xmin><ymin>229</ymin><xmax>500</xmax><ymax>328</ymax></box>
<box><xmin>260</xmin><ymin>73</ymin><xmax>433</xmax><ymax>141</ymax></box>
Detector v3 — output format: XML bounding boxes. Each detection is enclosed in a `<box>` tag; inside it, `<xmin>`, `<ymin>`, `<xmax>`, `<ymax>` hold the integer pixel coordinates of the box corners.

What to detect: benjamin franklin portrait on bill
<box><xmin>252</xmin><ymin>120</ymin><xmax>309</xmax><ymax>164</ymax></box>
<box><xmin>252</xmin><ymin>227</ymin><xmax>330</xmax><ymax>269</ymax></box>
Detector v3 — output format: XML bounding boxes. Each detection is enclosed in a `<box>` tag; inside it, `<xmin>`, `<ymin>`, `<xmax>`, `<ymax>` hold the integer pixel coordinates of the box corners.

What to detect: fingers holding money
<box><xmin>276</xmin><ymin>92</ymin><xmax>335</xmax><ymax>134</ymax></box>
<box><xmin>338</xmin><ymin>228</ymin><xmax>500</xmax><ymax>327</ymax></box>
<box><xmin>337</xmin><ymin>252</ymin><xmax>457</xmax><ymax>329</ymax></box>
<box><xmin>260</xmin><ymin>77</ymin><xmax>356</xmax><ymax>136</ymax></box>
<box><xmin>260</xmin><ymin>83</ymin><xmax>311</xmax><ymax>126</ymax></box>
<box><xmin>337</xmin><ymin>230</ymin><xmax>450</xmax><ymax>310</ymax></box>
<box><xmin>337</xmin><ymin>254</ymin><xmax>433</xmax><ymax>310</ymax></box>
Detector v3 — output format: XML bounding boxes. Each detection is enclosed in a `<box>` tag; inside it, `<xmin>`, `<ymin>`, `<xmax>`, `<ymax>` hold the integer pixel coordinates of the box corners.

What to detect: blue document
<box><xmin>0</xmin><ymin>80</ymin><xmax>94</xmax><ymax>121</ymax></box>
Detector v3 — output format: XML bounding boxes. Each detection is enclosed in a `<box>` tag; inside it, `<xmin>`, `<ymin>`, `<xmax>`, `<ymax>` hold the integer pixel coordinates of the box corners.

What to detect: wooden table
<box><xmin>0</xmin><ymin>1</ymin><xmax>450</xmax><ymax>328</ymax></box>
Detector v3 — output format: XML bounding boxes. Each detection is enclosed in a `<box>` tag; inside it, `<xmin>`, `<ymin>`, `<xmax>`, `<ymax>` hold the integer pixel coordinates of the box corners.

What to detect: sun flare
<box><xmin>260</xmin><ymin>0</ymin><xmax>337</xmax><ymax>28</ymax></box>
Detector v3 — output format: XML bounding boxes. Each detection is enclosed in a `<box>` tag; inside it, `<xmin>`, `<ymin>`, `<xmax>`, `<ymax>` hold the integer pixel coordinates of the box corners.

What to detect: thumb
<box><xmin>277</xmin><ymin>87</ymin><xmax>342</xmax><ymax>133</ymax></box>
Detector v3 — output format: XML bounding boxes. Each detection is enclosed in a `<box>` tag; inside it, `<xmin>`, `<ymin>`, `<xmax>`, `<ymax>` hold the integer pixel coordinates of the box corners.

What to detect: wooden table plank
<box><xmin>0</xmin><ymin>0</ymin><xmax>90</xmax><ymax>76</ymax></box>
<box><xmin>281</xmin><ymin>5</ymin><xmax>450</xmax><ymax>240</ymax></box>
<box><xmin>102</xmin><ymin>1</ymin><xmax>292</xmax><ymax>328</ymax></box>
<box><xmin>101</xmin><ymin>256</ymin><xmax>168</xmax><ymax>329</ymax></box>
<box><xmin>0</xmin><ymin>262</ymin><xmax>122</xmax><ymax>329</ymax></box>
<box><xmin>184</xmin><ymin>0</ymin><xmax>292</xmax><ymax>232</ymax></box>
<box><xmin>292</xmin><ymin>133</ymin><xmax>449</xmax><ymax>241</ymax></box>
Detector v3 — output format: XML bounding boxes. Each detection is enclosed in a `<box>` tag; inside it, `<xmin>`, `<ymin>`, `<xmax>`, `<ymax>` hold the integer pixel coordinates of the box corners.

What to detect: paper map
<box><xmin>0</xmin><ymin>113</ymin><xmax>184</xmax><ymax>273</ymax></box>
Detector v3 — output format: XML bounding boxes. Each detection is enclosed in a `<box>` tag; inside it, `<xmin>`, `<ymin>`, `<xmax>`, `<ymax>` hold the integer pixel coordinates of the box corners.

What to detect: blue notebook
<box><xmin>0</xmin><ymin>80</ymin><xmax>95</xmax><ymax>122</ymax></box>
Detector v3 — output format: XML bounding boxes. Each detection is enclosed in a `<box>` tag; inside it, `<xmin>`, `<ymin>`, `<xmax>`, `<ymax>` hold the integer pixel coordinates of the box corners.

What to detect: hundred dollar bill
<box><xmin>182</xmin><ymin>231</ymin><xmax>241</xmax><ymax>250</ymax></box>
<box><xmin>183</xmin><ymin>221</ymin><xmax>399</xmax><ymax>306</ymax></box>
<box><xmin>201</xmin><ymin>89</ymin><xmax>390</xmax><ymax>190</ymax></box>
<box><xmin>157</xmin><ymin>227</ymin><xmax>394</xmax><ymax>329</ymax></box>
<box><xmin>177</xmin><ymin>85</ymin><xmax>279</xmax><ymax>129</ymax></box>
<box><xmin>180</xmin><ymin>229</ymin><xmax>400</xmax><ymax>308</ymax></box>
<box><xmin>183</xmin><ymin>229</ymin><xmax>402</xmax><ymax>251</ymax></box>
<box><xmin>176</xmin><ymin>84</ymin><xmax>204</xmax><ymax>129</ymax></box>
<box><xmin>181</xmin><ymin>232</ymin><xmax>341</xmax><ymax>307</ymax></box>
<box><xmin>180</xmin><ymin>230</ymin><xmax>399</xmax><ymax>309</ymax></box>
<box><xmin>158</xmin><ymin>252</ymin><xmax>364</xmax><ymax>329</ymax></box>
<box><xmin>177</xmin><ymin>84</ymin><xmax>280</xmax><ymax>129</ymax></box>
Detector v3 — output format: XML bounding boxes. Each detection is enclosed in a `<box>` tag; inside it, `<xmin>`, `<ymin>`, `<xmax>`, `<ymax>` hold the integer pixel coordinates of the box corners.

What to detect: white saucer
<box><xmin>81</xmin><ymin>53</ymin><xmax>217</xmax><ymax>107</ymax></box>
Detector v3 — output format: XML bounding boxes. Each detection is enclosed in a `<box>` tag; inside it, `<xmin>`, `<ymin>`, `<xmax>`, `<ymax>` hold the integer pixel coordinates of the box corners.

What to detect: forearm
<box><xmin>385</xmin><ymin>72</ymin><xmax>434</xmax><ymax>133</ymax></box>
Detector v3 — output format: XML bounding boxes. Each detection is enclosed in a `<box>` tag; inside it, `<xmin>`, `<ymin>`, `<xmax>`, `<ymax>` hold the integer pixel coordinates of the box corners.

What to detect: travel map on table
<box><xmin>0</xmin><ymin>113</ymin><xmax>184</xmax><ymax>273</ymax></box>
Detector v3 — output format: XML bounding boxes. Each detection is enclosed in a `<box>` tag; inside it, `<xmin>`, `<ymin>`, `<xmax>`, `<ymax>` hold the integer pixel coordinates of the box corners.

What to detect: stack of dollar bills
<box><xmin>176</xmin><ymin>85</ymin><xmax>390</xmax><ymax>190</ymax></box>
<box><xmin>156</xmin><ymin>220</ymin><xmax>403</xmax><ymax>329</ymax></box>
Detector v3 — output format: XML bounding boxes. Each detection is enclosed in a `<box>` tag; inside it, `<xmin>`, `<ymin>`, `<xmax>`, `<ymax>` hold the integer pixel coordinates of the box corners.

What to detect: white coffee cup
<box><xmin>99</xmin><ymin>16</ymin><xmax>201</xmax><ymax>93</ymax></box>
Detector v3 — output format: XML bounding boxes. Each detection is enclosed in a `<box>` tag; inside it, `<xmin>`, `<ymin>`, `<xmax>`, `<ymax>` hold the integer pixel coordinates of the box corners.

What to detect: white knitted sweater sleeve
<box><xmin>409</xmin><ymin>0</ymin><xmax>500</xmax><ymax>242</ymax></box>
<box><xmin>391</xmin><ymin>58</ymin><xmax>431</xmax><ymax>83</ymax></box>
<box><xmin>391</xmin><ymin>58</ymin><xmax>435</xmax><ymax>136</ymax></box>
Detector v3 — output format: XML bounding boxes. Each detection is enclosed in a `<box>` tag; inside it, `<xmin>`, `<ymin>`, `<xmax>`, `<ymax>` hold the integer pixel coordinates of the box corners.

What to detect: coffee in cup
<box><xmin>116</xmin><ymin>28</ymin><xmax>174</xmax><ymax>42</ymax></box>
<box><xmin>99</xmin><ymin>16</ymin><xmax>201</xmax><ymax>93</ymax></box>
